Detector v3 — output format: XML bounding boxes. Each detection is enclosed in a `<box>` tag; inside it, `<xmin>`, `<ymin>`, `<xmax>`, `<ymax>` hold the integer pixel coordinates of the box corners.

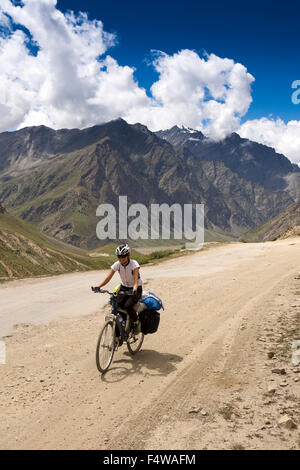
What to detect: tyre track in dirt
<box><xmin>108</xmin><ymin>264</ymin><xmax>300</xmax><ymax>450</ymax></box>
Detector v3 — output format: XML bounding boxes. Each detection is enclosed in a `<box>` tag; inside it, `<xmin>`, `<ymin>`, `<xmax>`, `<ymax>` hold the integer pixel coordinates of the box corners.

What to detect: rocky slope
<box><xmin>0</xmin><ymin>124</ymin><xmax>118</xmax><ymax>176</ymax></box>
<box><xmin>241</xmin><ymin>201</ymin><xmax>300</xmax><ymax>242</ymax></box>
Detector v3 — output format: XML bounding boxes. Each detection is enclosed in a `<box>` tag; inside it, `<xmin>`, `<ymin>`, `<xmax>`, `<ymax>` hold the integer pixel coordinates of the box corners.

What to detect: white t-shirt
<box><xmin>111</xmin><ymin>259</ymin><xmax>143</xmax><ymax>288</ymax></box>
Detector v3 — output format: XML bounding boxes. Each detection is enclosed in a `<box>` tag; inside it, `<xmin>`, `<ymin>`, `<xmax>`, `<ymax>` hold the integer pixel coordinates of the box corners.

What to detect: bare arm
<box><xmin>133</xmin><ymin>267</ymin><xmax>139</xmax><ymax>291</ymax></box>
<box><xmin>98</xmin><ymin>269</ymin><xmax>115</xmax><ymax>288</ymax></box>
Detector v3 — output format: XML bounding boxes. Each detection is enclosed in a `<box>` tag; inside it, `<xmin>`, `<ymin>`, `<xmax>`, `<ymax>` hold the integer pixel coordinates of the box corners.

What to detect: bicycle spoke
<box><xmin>96</xmin><ymin>321</ymin><xmax>115</xmax><ymax>373</ymax></box>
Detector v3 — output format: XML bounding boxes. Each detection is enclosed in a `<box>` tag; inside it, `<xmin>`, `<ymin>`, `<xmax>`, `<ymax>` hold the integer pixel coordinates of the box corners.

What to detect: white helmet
<box><xmin>115</xmin><ymin>243</ymin><xmax>130</xmax><ymax>257</ymax></box>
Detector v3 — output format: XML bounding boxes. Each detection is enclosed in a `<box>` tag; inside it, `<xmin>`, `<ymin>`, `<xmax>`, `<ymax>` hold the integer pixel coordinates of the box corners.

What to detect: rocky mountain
<box><xmin>156</xmin><ymin>126</ymin><xmax>206</xmax><ymax>147</ymax></box>
<box><xmin>157</xmin><ymin>126</ymin><xmax>299</xmax><ymax>191</ymax></box>
<box><xmin>0</xmin><ymin>119</ymin><xmax>235</xmax><ymax>248</ymax></box>
<box><xmin>157</xmin><ymin>125</ymin><xmax>299</xmax><ymax>232</ymax></box>
<box><xmin>0</xmin><ymin>119</ymin><xmax>298</xmax><ymax>248</ymax></box>
<box><xmin>241</xmin><ymin>200</ymin><xmax>300</xmax><ymax>242</ymax></box>
<box><xmin>0</xmin><ymin>123</ymin><xmax>120</xmax><ymax>177</ymax></box>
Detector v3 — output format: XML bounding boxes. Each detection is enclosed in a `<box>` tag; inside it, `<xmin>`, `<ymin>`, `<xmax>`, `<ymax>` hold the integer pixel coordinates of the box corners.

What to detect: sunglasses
<box><xmin>117</xmin><ymin>255</ymin><xmax>128</xmax><ymax>259</ymax></box>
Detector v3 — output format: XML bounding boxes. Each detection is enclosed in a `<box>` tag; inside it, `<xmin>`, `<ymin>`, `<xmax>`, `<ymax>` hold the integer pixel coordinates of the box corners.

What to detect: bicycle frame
<box><xmin>106</xmin><ymin>308</ymin><xmax>131</xmax><ymax>340</ymax></box>
<box><xmin>104</xmin><ymin>290</ymin><xmax>139</xmax><ymax>338</ymax></box>
<box><xmin>97</xmin><ymin>289</ymin><xmax>139</xmax><ymax>327</ymax></box>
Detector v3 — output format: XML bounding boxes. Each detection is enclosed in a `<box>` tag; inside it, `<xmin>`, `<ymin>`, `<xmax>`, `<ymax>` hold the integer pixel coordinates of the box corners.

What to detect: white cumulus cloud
<box><xmin>1</xmin><ymin>0</ymin><xmax>254</xmax><ymax>141</ymax></box>
<box><xmin>142</xmin><ymin>50</ymin><xmax>254</xmax><ymax>138</ymax></box>
<box><xmin>239</xmin><ymin>118</ymin><xmax>300</xmax><ymax>165</ymax></box>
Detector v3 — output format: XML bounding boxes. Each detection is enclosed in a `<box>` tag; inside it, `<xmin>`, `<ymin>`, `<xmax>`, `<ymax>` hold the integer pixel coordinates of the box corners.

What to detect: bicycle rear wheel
<box><xmin>127</xmin><ymin>329</ymin><xmax>144</xmax><ymax>355</ymax></box>
<box><xmin>96</xmin><ymin>320</ymin><xmax>116</xmax><ymax>373</ymax></box>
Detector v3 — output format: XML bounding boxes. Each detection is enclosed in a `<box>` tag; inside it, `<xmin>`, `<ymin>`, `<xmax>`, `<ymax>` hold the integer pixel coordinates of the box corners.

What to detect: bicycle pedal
<box><xmin>132</xmin><ymin>322</ymin><xmax>140</xmax><ymax>335</ymax></box>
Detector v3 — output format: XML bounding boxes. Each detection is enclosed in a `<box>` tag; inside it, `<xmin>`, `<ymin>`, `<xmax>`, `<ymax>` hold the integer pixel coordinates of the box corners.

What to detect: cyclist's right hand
<box><xmin>91</xmin><ymin>286</ymin><xmax>102</xmax><ymax>293</ymax></box>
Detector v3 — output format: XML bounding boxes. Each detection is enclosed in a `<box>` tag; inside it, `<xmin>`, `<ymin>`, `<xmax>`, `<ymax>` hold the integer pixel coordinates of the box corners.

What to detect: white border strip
<box><xmin>0</xmin><ymin>341</ymin><xmax>6</xmax><ymax>365</ymax></box>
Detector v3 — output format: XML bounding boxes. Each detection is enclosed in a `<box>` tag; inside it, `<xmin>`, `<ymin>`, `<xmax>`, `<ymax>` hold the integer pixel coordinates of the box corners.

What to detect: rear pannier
<box><xmin>139</xmin><ymin>309</ymin><xmax>160</xmax><ymax>335</ymax></box>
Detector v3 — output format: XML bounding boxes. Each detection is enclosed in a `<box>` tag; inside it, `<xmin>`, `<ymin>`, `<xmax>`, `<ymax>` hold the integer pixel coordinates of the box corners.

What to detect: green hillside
<box><xmin>0</xmin><ymin>204</ymin><xmax>183</xmax><ymax>282</ymax></box>
<box><xmin>0</xmin><ymin>203</ymin><xmax>112</xmax><ymax>281</ymax></box>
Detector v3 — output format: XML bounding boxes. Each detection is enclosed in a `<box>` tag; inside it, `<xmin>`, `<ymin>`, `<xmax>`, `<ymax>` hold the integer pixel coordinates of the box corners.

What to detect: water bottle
<box><xmin>116</xmin><ymin>313</ymin><xmax>125</xmax><ymax>329</ymax></box>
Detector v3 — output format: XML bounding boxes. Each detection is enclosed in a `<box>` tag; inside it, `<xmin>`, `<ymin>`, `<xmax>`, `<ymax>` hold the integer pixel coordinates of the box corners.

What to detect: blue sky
<box><xmin>58</xmin><ymin>0</ymin><xmax>300</xmax><ymax>123</ymax></box>
<box><xmin>0</xmin><ymin>0</ymin><xmax>300</xmax><ymax>163</ymax></box>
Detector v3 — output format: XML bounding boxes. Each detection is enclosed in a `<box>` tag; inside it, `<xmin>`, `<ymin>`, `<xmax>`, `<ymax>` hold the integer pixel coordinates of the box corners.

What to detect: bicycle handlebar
<box><xmin>91</xmin><ymin>286</ymin><xmax>135</xmax><ymax>295</ymax></box>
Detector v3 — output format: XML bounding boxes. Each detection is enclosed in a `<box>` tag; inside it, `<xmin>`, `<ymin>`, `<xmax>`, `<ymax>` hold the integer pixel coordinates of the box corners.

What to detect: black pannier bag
<box><xmin>139</xmin><ymin>309</ymin><xmax>160</xmax><ymax>335</ymax></box>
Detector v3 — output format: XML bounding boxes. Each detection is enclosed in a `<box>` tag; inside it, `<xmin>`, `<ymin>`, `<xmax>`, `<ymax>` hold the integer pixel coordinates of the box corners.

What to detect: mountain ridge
<box><xmin>156</xmin><ymin>126</ymin><xmax>299</xmax><ymax>190</ymax></box>
<box><xmin>0</xmin><ymin>120</ymin><xmax>298</xmax><ymax>248</ymax></box>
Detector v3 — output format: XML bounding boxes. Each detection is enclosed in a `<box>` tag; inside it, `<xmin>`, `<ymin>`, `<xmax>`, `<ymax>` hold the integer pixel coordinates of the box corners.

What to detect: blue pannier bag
<box><xmin>141</xmin><ymin>291</ymin><xmax>164</xmax><ymax>311</ymax></box>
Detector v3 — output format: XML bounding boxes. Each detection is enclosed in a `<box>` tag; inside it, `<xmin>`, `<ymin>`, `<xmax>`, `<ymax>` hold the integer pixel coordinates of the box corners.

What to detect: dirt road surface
<box><xmin>0</xmin><ymin>240</ymin><xmax>299</xmax><ymax>450</ymax></box>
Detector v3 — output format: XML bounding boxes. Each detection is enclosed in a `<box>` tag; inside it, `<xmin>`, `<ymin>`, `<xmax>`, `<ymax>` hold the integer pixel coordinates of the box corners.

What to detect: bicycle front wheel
<box><xmin>96</xmin><ymin>320</ymin><xmax>116</xmax><ymax>373</ymax></box>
